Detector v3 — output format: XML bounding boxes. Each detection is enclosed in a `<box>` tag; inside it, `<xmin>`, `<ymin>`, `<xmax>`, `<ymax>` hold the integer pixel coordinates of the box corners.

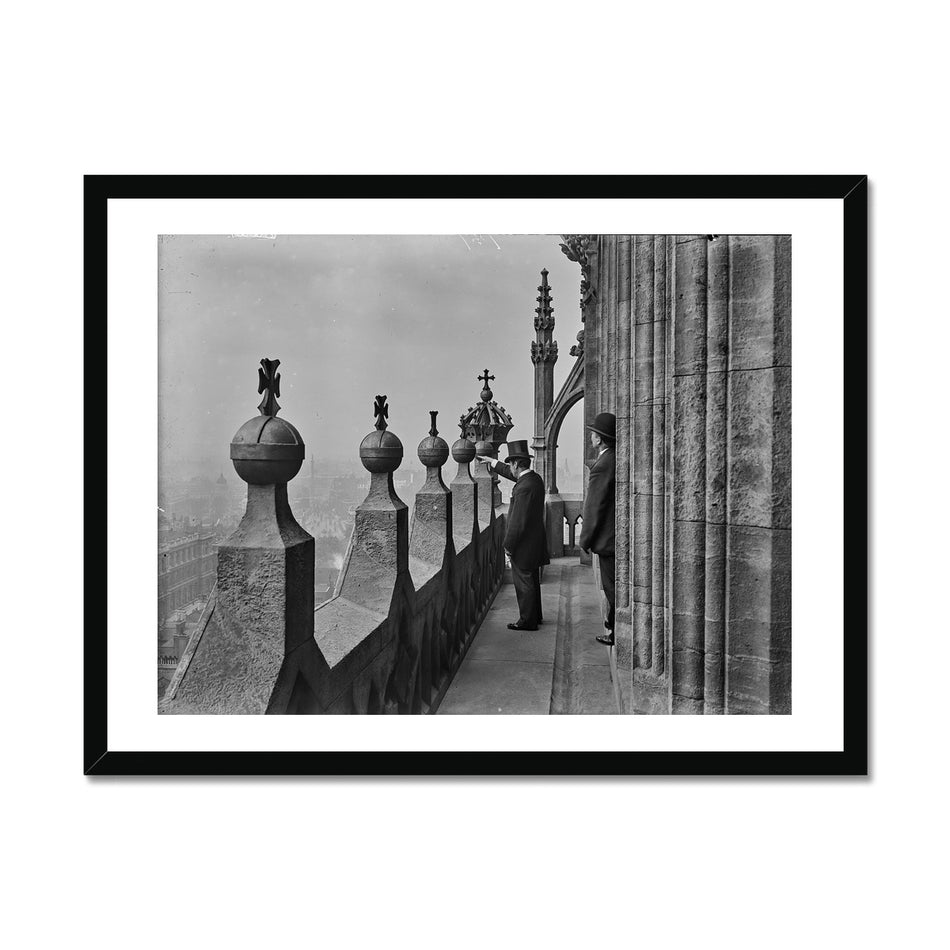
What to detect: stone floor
<box><xmin>437</xmin><ymin>557</ymin><xmax>617</xmax><ymax>714</ymax></box>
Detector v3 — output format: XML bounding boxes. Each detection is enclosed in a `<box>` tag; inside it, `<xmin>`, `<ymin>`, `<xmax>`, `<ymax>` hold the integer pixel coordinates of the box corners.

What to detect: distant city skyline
<box><xmin>159</xmin><ymin>234</ymin><xmax>587</xmax><ymax>486</ymax></box>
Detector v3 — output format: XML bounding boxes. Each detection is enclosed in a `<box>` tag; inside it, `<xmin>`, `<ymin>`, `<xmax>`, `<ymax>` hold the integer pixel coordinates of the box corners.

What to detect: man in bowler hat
<box><xmin>579</xmin><ymin>412</ymin><xmax>616</xmax><ymax>646</ymax></box>
<box><xmin>476</xmin><ymin>440</ymin><xmax>550</xmax><ymax>630</ymax></box>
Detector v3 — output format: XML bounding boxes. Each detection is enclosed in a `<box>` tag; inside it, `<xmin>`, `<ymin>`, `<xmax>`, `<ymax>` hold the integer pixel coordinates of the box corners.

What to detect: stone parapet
<box><xmin>162</xmin><ymin>383</ymin><xmax>507</xmax><ymax>716</ymax></box>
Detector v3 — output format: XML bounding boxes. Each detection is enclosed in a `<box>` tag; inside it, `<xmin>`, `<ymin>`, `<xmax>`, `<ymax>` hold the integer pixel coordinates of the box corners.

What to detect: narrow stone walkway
<box><xmin>437</xmin><ymin>557</ymin><xmax>616</xmax><ymax>714</ymax></box>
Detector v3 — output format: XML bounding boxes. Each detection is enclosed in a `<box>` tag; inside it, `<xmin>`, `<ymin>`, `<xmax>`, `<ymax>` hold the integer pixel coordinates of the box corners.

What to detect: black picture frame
<box><xmin>85</xmin><ymin>174</ymin><xmax>868</xmax><ymax>776</ymax></box>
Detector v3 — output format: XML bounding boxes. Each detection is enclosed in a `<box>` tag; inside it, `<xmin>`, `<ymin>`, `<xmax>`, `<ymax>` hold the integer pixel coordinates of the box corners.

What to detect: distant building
<box><xmin>157</xmin><ymin>527</ymin><xmax>216</xmax><ymax>623</ymax></box>
<box><xmin>157</xmin><ymin>600</ymin><xmax>208</xmax><ymax>697</ymax></box>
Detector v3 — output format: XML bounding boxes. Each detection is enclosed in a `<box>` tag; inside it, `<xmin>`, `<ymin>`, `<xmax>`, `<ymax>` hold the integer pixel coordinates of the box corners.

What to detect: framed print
<box><xmin>85</xmin><ymin>174</ymin><xmax>867</xmax><ymax>775</ymax></box>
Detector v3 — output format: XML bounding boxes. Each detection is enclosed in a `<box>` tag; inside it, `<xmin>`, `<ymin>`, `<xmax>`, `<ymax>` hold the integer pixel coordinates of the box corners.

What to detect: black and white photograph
<box><xmin>12</xmin><ymin>6</ymin><xmax>950</xmax><ymax>950</ymax></box>
<box><xmin>156</xmin><ymin>232</ymin><xmax>791</xmax><ymax>718</ymax></box>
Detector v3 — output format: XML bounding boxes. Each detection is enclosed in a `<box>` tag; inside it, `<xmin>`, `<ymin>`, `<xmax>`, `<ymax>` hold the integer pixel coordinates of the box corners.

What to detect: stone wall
<box><xmin>579</xmin><ymin>234</ymin><xmax>791</xmax><ymax>714</ymax></box>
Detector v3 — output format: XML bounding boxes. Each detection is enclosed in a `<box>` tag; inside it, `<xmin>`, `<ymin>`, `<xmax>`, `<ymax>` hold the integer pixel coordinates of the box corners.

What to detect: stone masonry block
<box><xmin>704</xmin><ymin>369</ymin><xmax>728</xmax><ymax>524</ymax></box>
<box><xmin>706</xmin><ymin>236</ymin><xmax>730</xmax><ymax>374</ymax></box>
<box><xmin>725</xmin><ymin>524</ymin><xmax>791</xmax><ymax>663</ymax></box>
<box><xmin>728</xmin><ymin>235</ymin><xmax>786</xmax><ymax>371</ymax></box>
<box><xmin>671</xmin><ymin>374</ymin><xmax>707</xmax><ymax>522</ymax></box>
<box><xmin>673</xmin><ymin>237</ymin><xmax>708</xmax><ymax>376</ymax></box>
<box><xmin>634</xmin><ymin>233</ymin><xmax>655</xmax><ymax>324</ymax></box>
<box><xmin>671</xmin><ymin>518</ymin><xmax>706</xmax><ymax>654</ymax></box>
<box><xmin>633</xmin><ymin>402</ymin><xmax>655</xmax><ymax>496</ymax></box>
<box><xmin>631</xmin><ymin>492</ymin><xmax>653</xmax><ymax>600</ymax></box>
<box><xmin>633</xmin><ymin>321</ymin><xmax>655</xmax><ymax>406</ymax></box>
<box><xmin>727</xmin><ymin>366</ymin><xmax>790</xmax><ymax>529</ymax></box>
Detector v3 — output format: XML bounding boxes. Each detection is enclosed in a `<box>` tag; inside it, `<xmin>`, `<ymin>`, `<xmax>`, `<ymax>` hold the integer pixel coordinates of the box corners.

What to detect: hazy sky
<box><xmin>158</xmin><ymin>234</ymin><xmax>586</xmax><ymax>482</ymax></box>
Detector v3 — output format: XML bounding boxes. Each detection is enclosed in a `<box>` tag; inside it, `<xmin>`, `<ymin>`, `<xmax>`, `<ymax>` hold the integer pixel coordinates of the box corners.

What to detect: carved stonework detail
<box><xmin>559</xmin><ymin>234</ymin><xmax>598</xmax><ymax>306</ymax></box>
<box><xmin>530</xmin><ymin>340</ymin><xmax>559</xmax><ymax>364</ymax></box>
<box><xmin>559</xmin><ymin>235</ymin><xmax>597</xmax><ymax>360</ymax></box>
<box><xmin>534</xmin><ymin>267</ymin><xmax>555</xmax><ymax>331</ymax></box>
<box><xmin>458</xmin><ymin>370</ymin><xmax>514</xmax><ymax>451</ymax></box>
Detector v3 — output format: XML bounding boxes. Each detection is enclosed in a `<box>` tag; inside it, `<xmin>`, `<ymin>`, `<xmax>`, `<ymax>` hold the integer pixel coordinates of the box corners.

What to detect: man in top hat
<box><xmin>579</xmin><ymin>412</ymin><xmax>617</xmax><ymax>646</ymax></box>
<box><xmin>476</xmin><ymin>440</ymin><xmax>550</xmax><ymax>630</ymax></box>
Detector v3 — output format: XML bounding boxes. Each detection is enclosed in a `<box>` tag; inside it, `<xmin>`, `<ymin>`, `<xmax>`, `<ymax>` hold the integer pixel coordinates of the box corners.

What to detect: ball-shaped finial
<box><xmin>360</xmin><ymin>428</ymin><xmax>403</xmax><ymax>473</ymax></box>
<box><xmin>417</xmin><ymin>409</ymin><xmax>449</xmax><ymax>468</ymax></box>
<box><xmin>230</xmin><ymin>356</ymin><xmax>305</xmax><ymax>484</ymax></box>
<box><xmin>475</xmin><ymin>440</ymin><xmax>496</xmax><ymax>459</ymax></box>
<box><xmin>418</xmin><ymin>426</ymin><xmax>449</xmax><ymax>468</ymax></box>
<box><xmin>451</xmin><ymin>437</ymin><xmax>476</xmax><ymax>464</ymax></box>
<box><xmin>230</xmin><ymin>415</ymin><xmax>305</xmax><ymax>485</ymax></box>
<box><xmin>360</xmin><ymin>395</ymin><xmax>402</xmax><ymax>473</ymax></box>
<box><xmin>418</xmin><ymin>436</ymin><xmax>449</xmax><ymax>469</ymax></box>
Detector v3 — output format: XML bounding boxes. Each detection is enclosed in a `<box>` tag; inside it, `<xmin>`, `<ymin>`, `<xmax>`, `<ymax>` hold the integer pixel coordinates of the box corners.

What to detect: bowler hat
<box><xmin>588</xmin><ymin>412</ymin><xmax>616</xmax><ymax>441</ymax></box>
<box><xmin>504</xmin><ymin>439</ymin><xmax>533</xmax><ymax>463</ymax></box>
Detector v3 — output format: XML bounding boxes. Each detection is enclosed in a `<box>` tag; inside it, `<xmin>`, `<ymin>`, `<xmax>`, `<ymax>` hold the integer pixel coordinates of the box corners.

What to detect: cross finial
<box><xmin>257</xmin><ymin>358</ymin><xmax>281</xmax><ymax>416</ymax></box>
<box><xmin>374</xmin><ymin>395</ymin><xmax>389</xmax><ymax>431</ymax></box>
<box><xmin>478</xmin><ymin>368</ymin><xmax>495</xmax><ymax>387</ymax></box>
<box><xmin>429</xmin><ymin>410</ymin><xmax>439</xmax><ymax>438</ymax></box>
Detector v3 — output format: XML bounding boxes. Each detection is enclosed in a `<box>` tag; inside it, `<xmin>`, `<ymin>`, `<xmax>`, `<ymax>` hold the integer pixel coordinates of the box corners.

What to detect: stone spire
<box><xmin>531</xmin><ymin>268</ymin><xmax>556</xmax><ymax>351</ymax></box>
<box><xmin>531</xmin><ymin>269</ymin><xmax>557</xmax><ymax>490</ymax></box>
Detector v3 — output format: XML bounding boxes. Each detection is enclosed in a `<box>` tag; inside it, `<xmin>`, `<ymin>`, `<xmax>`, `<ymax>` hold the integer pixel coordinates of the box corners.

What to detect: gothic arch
<box><xmin>540</xmin><ymin>354</ymin><xmax>584</xmax><ymax>494</ymax></box>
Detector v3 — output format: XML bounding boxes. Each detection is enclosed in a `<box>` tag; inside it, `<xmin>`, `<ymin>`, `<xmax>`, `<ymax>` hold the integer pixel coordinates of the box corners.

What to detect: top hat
<box><xmin>504</xmin><ymin>439</ymin><xmax>533</xmax><ymax>463</ymax></box>
<box><xmin>588</xmin><ymin>412</ymin><xmax>616</xmax><ymax>442</ymax></box>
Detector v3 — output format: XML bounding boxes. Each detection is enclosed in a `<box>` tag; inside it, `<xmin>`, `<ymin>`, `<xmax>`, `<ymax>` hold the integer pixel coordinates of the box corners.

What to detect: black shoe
<box><xmin>596</xmin><ymin>633</ymin><xmax>615</xmax><ymax>646</ymax></box>
<box><xmin>508</xmin><ymin>622</ymin><xmax>538</xmax><ymax>631</ymax></box>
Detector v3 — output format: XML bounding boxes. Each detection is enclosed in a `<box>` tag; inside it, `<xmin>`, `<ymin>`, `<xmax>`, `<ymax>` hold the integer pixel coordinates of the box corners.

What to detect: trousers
<box><xmin>511</xmin><ymin>561</ymin><xmax>543</xmax><ymax>627</ymax></box>
<box><xmin>598</xmin><ymin>554</ymin><xmax>616</xmax><ymax>630</ymax></box>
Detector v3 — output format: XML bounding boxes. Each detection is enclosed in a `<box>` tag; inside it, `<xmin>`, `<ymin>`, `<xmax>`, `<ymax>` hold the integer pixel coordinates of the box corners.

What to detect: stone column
<box><xmin>722</xmin><ymin>235</ymin><xmax>791</xmax><ymax>714</ymax></box>
<box><xmin>665</xmin><ymin>234</ymin><xmax>791</xmax><ymax>715</ymax></box>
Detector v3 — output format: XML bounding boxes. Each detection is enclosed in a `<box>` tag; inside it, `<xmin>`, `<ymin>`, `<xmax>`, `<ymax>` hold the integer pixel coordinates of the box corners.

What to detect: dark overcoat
<box><xmin>494</xmin><ymin>464</ymin><xmax>550</xmax><ymax>570</ymax></box>
<box><xmin>579</xmin><ymin>447</ymin><xmax>615</xmax><ymax>556</ymax></box>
